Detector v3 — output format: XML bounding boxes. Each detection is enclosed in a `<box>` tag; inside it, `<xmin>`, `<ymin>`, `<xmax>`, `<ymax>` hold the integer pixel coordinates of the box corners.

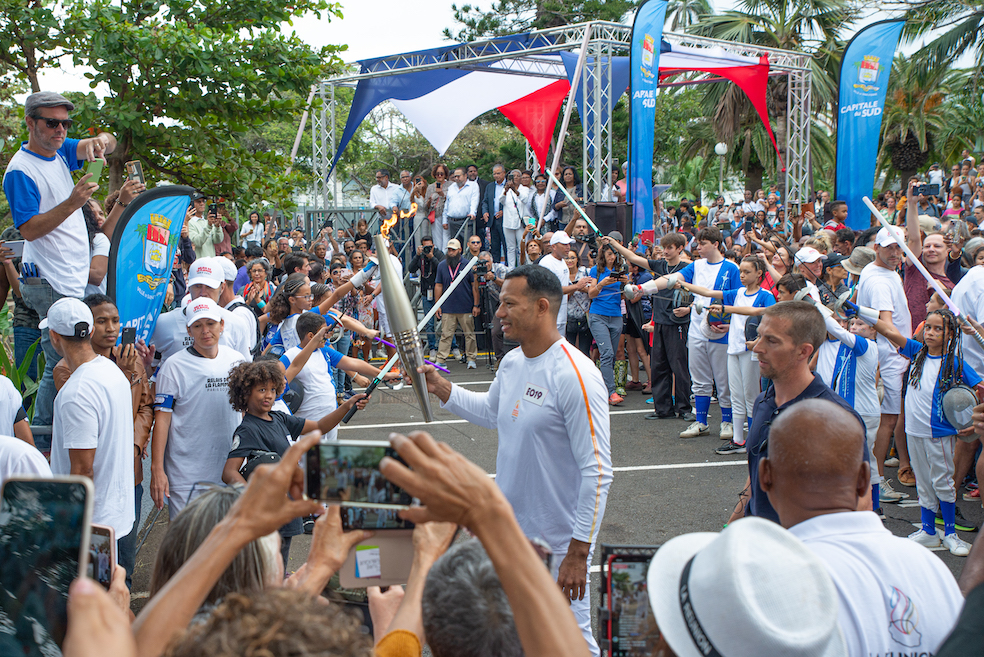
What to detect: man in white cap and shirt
<box><xmin>646</xmin><ymin>516</ymin><xmax>847</xmax><ymax>657</ymax></box>
<box><xmin>537</xmin><ymin>230</ymin><xmax>590</xmax><ymax>334</ymax></box>
<box><xmin>151</xmin><ymin>297</ymin><xmax>245</xmax><ymax>519</ymax></box>
<box><xmin>150</xmin><ymin>257</ymin><xmax>253</xmax><ymax>363</ymax></box>
<box><xmin>47</xmin><ymin>297</ymin><xmax>135</xmax><ymax>547</ymax></box>
<box><xmin>856</xmin><ymin>224</ymin><xmax>911</xmax><ymax>502</ymax></box>
<box><xmin>215</xmin><ymin>256</ymin><xmax>259</xmax><ymax>352</ymax></box>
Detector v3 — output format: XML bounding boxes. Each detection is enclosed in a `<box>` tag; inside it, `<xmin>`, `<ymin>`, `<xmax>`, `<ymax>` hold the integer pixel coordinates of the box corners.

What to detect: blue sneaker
<box><xmin>645</xmin><ymin>397</ymin><xmax>653</xmax><ymax>404</ymax></box>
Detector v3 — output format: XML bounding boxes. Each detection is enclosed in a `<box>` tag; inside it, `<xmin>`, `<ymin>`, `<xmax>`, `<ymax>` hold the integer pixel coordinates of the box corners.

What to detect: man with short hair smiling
<box><xmin>369</xmin><ymin>169</ymin><xmax>394</xmax><ymax>220</ymax></box>
<box><xmin>538</xmin><ymin>231</ymin><xmax>589</xmax><ymax>334</ymax></box>
<box><xmin>417</xmin><ymin>264</ymin><xmax>611</xmax><ymax>655</ymax></box>
<box><xmin>2</xmin><ymin>90</ymin><xmax>118</xmax><ymax>436</ymax></box>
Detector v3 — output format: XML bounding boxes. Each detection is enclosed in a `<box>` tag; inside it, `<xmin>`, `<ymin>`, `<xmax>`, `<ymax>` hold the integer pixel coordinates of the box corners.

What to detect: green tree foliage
<box><xmin>876</xmin><ymin>55</ymin><xmax>957</xmax><ymax>187</ymax></box>
<box><xmin>902</xmin><ymin>0</ymin><xmax>984</xmax><ymax>87</ymax></box>
<box><xmin>0</xmin><ymin>0</ymin><xmax>65</xmax><ymax>93</ymax></box>
<box><xmin>57</xmin><ymin>0</ymin><xmax>345</xmax><ymax>213</ymax></box>
<box><xmin>444</xmin><ymin>0</ymin><xmax>638</xmax><ymax>42</ymax></box>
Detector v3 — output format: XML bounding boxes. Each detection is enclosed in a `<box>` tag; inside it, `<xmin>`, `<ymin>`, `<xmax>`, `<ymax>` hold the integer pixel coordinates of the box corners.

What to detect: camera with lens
<box><xmin>423</xmin><ymin>245</ymin><xmax>433</xmax><ymax>254</ymax></box>
<box><xmin>574</xmin><ymin>232</ymin><xmax>598</xmax><ymax>260</ymax></box>
<box><xmin>474</xmin><ymin>261</ymin><xmax>489</xmax><ymax>276</ymax></box>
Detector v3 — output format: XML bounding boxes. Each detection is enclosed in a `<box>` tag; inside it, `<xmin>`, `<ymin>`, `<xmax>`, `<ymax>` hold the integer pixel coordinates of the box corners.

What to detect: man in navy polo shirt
<box><xmin>434</xmin><ymin>239</ymin><xmax>480</xmax><ymax>369</ymax></box>
<box><xmin>2</xmin><ymin>91</ymin><xmax>118</xmax><ymax>437</ymax></box>
<box><xmin>729</xmin><ymin>301</ymin><xmax>866</xmax><ymax>524</ymax></box>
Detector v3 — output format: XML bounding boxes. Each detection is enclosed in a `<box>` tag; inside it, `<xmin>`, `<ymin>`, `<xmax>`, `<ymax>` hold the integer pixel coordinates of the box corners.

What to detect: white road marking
<box><xmin>340</xmin><ymin>419</ymin><xmax>470</xmax><ymax>430</ymax></box>
<box><xmin>613</xmin><ymin>461</ymin><xmax>746</xmax><ymax>473</ymax></box>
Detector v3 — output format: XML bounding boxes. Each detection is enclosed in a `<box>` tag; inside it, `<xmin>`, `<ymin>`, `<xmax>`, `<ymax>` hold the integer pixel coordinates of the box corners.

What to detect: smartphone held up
<box><xmin>303</xmin><ymin>440</ymin><xmax>414</xmax><ymax>531</ymax></box>
<box><xmin>0</xmin><ymin>476</ymin><xmax>94</xmax><ymax>651</ymax></box>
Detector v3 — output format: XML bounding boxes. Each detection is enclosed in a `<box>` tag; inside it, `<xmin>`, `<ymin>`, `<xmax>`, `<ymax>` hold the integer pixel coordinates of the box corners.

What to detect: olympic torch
<box><xmin>373</xmin><ymin>232</ymin><xmax>434</xmax><ymax>422</ymax></box>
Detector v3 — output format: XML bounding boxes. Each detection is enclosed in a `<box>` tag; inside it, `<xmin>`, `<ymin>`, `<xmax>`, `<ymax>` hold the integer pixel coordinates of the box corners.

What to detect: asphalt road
<box><xmin>129</xmin><ymin>357</ymin><xmax>980</xmax><ymax>618</ymax></box>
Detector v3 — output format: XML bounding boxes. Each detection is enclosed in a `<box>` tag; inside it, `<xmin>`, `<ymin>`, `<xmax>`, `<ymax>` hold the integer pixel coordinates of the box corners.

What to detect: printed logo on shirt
<box><xmin>204</xmin><ymin>376</ymin><xmax>229</xmax><ymax>391</ymax></box>
<box><xmin>522</xmin><ymin>383</ymin><xmax>547</xmax><ymax>407</ymax></box>
<box><xmin>154</xmin><ymin>394</ymin><xmax>174</xmax><ymax>410</ymax></box>
<box><xmin>231</xmin><ymin>434</ymin><xmax>240</xmax><ymax>451</ymax></box>
<box><xmin>511</xmin><ymin>399</ymin><xmax>521</xmax><ymax>420</ymax></box>
<box><xmin>886</xmin><ymin>586</ymin><xmax>922</xmax><ymax>648</ymax></box>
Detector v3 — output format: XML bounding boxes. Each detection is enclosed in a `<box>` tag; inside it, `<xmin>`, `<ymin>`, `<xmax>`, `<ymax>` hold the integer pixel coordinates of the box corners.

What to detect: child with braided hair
<box><xmin>868</xmin><ymin>308</ymin><xmax>983</xmax><ymax>556</ymax></box>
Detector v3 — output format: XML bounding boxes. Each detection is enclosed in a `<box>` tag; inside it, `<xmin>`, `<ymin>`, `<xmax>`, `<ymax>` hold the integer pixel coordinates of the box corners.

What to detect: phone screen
<box><xmin>86</xmin><ymin>159</ymin><xmax>104</xmax><ymax>185</ymax></box>
<box><xmin>0</xmin><ymin>478</ymin><xmax>91</xmax><ymax>650</ymax></box>
<box><xmin>305</xmin><ymin>442</ymin><xmax>414</xmax><ymax>530</ymax></box>
<box><xmin>86</xmin><ymin>525</ymin><xmax>114</xmax><ymax>590</ymax></box>
<box><xmin>121</xmin><ymin>326</ymin><xmax>136</xmax><ymax>345</ymax></box>
<box><xmin>607</xmin><ymin>556</ymin><xmax>660</xmax><ymax>656</ymax></box>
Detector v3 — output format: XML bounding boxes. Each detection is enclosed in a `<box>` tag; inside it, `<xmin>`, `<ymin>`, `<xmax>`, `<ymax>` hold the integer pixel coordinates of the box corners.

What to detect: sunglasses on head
<box><xmin>34</xmin><ymin>115</ymin><xmax>73</xmax><ymax>130</ymax></box>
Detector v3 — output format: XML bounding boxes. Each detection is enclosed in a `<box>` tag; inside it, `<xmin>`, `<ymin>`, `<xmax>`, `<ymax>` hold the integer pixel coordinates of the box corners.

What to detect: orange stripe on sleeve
<box><xmin>561</xmin><ymin>343</ymin><xmax>605</xmax><ymax>542</ymax></box>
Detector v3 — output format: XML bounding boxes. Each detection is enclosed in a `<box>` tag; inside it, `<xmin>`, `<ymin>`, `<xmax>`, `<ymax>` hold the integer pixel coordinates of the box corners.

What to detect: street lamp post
<box><xmin>714</xmin><ymin>142</ymin><xmax>728</xmax><ymax>197</ymax></box>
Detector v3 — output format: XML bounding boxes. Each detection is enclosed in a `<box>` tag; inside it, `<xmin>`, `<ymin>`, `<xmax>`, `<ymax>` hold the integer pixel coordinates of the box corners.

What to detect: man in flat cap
<box><xmin>2</xmin><ymin>91</ymin><xmax>118</xmax><ymax>438</ymax></box>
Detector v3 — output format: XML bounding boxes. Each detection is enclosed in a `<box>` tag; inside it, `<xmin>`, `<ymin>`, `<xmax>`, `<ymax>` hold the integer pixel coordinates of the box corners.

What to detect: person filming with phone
<box><xmin>1</xmin><ymin>91</ymin><xmax>118</xmax><ymax>440</ymax></box>
<box><xmin>414</xmin><ymin>264</ymin><xmax>612</xmax><ymax>656</ymax></box>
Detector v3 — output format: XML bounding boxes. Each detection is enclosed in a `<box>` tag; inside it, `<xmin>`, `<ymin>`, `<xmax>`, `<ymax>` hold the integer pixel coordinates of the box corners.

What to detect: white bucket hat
<box><xmin>647</xmin><ymin>517</ymin><xmax>846</xmax><ymax>657</ymax></box>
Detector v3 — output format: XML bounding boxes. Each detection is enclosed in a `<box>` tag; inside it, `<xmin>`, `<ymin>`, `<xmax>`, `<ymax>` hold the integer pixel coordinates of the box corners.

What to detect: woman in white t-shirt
<box><xmin>240</xmin><ymin>211</ymin><xmax>265</xmax><ymax>248</ymax></box>
<box><xmin>151</xmin><ymin>298</ymin><xmax>245</xmax><ymax>520</ymax></box>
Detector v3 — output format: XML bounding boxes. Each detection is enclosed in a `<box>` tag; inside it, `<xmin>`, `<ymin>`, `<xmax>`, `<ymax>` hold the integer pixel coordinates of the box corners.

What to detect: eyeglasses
<box><xmin>469</xmin><ymin>241</ymin><xmax>481</xmax><ymax>245</ymax></box>
<box><xmin>291</xmin><ymin>293</ymin><xmax>313</xmax><ymax>300</ymax></box>
<box><xmin>34</xmin><ymin>115</ymin><xmax>73</xmax><ymax>130</ymax></box>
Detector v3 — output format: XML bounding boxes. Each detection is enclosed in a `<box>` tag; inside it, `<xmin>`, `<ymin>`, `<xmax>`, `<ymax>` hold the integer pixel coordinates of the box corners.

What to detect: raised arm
<box><xmin>600</xmin><ymin>235</ymin><xmax>650</xmax><ymax>270</ymax></box>
<box><xmin>905</xmin><ymin>179</ymin><xmax>922</xmax><ymax>262</ymax></box>
<box><xmin>679</xmin><ymin>280</ymin><xmax>723</xmax><ymax>299</ymax></box>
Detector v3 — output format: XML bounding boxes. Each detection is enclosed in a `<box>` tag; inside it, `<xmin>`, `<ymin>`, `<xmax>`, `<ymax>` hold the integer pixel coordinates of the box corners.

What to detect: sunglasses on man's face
<box><xmin>35</xmin><ymin>116</ymin><xmax>73</xmax><ymax>130</ymax></box>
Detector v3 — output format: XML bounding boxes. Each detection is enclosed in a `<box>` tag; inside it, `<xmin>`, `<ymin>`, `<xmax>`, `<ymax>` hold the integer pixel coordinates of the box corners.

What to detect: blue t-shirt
<box><xmin>4</xmin><ymin>138</ymin><xmax>83</xmax><ymax>227</ymax></box>
<box><xmin>435</xmin><ymin>261</ymin><xmax>475</xmax><ymax>314</ymax></box>
<box><xmin>899</xmin><ymin>338</ymin><xmax>982</xmax><ymax>437</ymax></box>
<box><xmin>588</xmin><ymin>266</ymin><xmax>622</xmax><ymax>317</ymax></box>
<box><xmin>279</xmin><ymin>343</ymin><xmax>345</xmax><ymax>379</ymax></box>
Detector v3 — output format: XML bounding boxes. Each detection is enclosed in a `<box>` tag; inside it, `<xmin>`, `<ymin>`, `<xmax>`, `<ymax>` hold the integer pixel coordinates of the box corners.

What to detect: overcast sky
<box><xmin>29</xmin><ymin>0</ymin><xmax>950</xmax><ymax>100</ymax></box>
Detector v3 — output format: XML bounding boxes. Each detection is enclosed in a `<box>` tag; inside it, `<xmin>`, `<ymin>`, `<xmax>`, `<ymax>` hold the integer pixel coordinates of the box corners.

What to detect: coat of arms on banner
<box><xmin>640</xmin><ymin>34</ymin><xmax>656</xmax><ymax>79</ymax></box>
<box><xmin>134</xmin><ymin>213</ymin><xmax>176</xmax><ymax>290</ymax></box>
<box><xmin>854</xmin><ymin>55</ymin><xmax>882</xmax><ymax>92</ymax></box>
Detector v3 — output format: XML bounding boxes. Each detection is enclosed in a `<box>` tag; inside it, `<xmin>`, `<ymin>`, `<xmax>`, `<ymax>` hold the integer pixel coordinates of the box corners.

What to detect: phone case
<box><xmin>338</xmin><ymin>530</ymin><xmax>414</xmax><ymax>588</ymax></box>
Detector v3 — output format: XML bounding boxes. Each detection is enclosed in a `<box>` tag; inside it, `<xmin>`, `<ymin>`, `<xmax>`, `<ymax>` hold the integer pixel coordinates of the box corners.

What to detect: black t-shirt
<box><xmin>230</xmin><ymin>411</ymin><xmax>307</xmax><ymax>537</ymax></box>
<box><xmin>647</xmin><ymin>259</ymin><xmax>689</xmax><ymax>326</ymax></box>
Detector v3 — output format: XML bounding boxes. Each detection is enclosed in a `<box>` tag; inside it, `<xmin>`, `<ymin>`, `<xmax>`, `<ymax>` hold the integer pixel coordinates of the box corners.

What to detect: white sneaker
<box><xmin>719</xmin><ymin>422</ymin><xmax>734</xmax><ymax>440</ymax></box>
<box><xmin>942</xmin><ymin>533</ymin><xmax>972</xmax><ymax>557</ymax></box>
<box><xmin>879</xmin><ymin>480</ymin><xmax>909</xmax><ymax>502</ymax></box>
<box><xmin>467</xmin><ymin>360</ymin><xmax>477</xmax><ymax>369</ymax></box>
<box><xmin>884</xmin><ymin>457</ymin><xmax>900</xmax><ymax>467</ymax></box>
<box><xmin>907</xmin><ymin>528</ymin><xmax>941</xmax><ymax>548</ymax></box>
<box><xmin>680</xmin><ymin>422</ymin><xmax>709</xmax><ymax>439</ymax></box>
<box><xmin>429</xmin><ymin>349</ymin><xmax>438</xmax><ymax>361</ymax></box>
<box><xmin>452</xmin><ymin>348</ymin><xmax>462</xmax><ymax>360</ymax></box>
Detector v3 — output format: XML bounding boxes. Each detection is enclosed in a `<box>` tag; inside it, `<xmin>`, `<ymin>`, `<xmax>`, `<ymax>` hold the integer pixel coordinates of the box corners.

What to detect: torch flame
<box><xmin>381</xmin><ymin>202</ymin><xmax>418</xmax><ymax>239</ymax></box>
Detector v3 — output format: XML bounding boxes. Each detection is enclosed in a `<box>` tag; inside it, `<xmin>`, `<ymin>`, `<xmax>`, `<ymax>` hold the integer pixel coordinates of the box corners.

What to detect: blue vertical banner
<box><xmin>629</xmin><ymin>0</ymin><xmax>668</xmax><ymax>237</ymax></box>
<box><xmin>834</xmin><ymin>20</ymin><xmax>904</xmax><ymax>230</ymax></box>
<box><xmin>107</xmin><ymin>186</ymin><xmax>194</xmax><ymax>343</ymax></box>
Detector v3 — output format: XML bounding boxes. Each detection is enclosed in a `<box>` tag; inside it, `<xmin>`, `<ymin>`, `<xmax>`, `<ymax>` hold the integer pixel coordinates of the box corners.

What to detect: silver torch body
<box><xmin>374</xmin><ymin>234</ymin><xmax>434</xmax><ymax>422</ymax></box>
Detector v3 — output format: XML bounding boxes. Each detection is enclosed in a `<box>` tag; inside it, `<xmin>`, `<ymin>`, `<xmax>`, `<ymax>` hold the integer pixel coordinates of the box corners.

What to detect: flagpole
<box><xmin>537</xmin><ymin>26</ymin><xmax>593</xmax><ymax>232</ymax></box>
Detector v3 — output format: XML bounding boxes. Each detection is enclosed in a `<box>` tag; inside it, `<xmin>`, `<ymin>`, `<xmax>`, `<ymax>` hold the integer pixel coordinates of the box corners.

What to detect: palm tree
<box><xmin>876</xmin><ymin>55</ymin><xmax>960</xmax><ymax>186</ymax></box>
<box><xmin>902</xmin><ymin>0</ymin><xmax>984</xmax><ymax>89</ymax></box>
<box><xmin>665</xmin><ymin>0</ymin><xmax>713</xmax><ymax>32</ymax></box>
<box><xmin>686</xmin><ymin>0</ymin><xmax>856</xmax><ymax>189</ymax></box>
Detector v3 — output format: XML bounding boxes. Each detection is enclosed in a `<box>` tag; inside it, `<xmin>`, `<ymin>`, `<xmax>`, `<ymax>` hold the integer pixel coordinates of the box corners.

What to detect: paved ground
<box><xmin>129</xmin><ymin>358</ymin><xmax>981</xmax><ymax>618</ymax></box>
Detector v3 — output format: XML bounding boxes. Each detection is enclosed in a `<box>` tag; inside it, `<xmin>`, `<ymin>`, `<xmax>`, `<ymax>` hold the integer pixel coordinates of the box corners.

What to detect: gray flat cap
<box><xmin>25</xmin><ymin>91</ymin><xmax>74</xmax><ymax>114</ymax></box>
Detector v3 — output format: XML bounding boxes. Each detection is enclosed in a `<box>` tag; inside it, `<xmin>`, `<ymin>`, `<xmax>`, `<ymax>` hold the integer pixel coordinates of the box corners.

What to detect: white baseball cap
<box><xmin>875</xmin><ymin>225</ymin><xmax>905</xmax><ymax>248</ymax></box>
<box><xmin>215</xmin><ymin>256</ymin><xmax>238</xmax><ymax>283</ymax></box>
<box><xmin>549</xmin><ymin>231</ymin><xmax>573</xmax><ymax>245</ymax></box>
<box><xmin>185</xmin><ymin>297</ymin><xmax>223</xmax><ymax>327</ymax></box>
<box><xmin>647</xmin><ymin>517</ymin><xmax>845</xmax><ymax>657</ymax></box>
<box><xmin>795</xmin><ymin>246</ymin><xmax>824</xmax><ymax>264</ymax></box>
<box><xmin>188</xmin><ymin>258</ymin><xmax>222</xmax><ymax>288</ymax></box>
<box><xmin>39</xmin><ymin>298</ymin><xmax>93</xmax><ymax>339</ymax></box>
